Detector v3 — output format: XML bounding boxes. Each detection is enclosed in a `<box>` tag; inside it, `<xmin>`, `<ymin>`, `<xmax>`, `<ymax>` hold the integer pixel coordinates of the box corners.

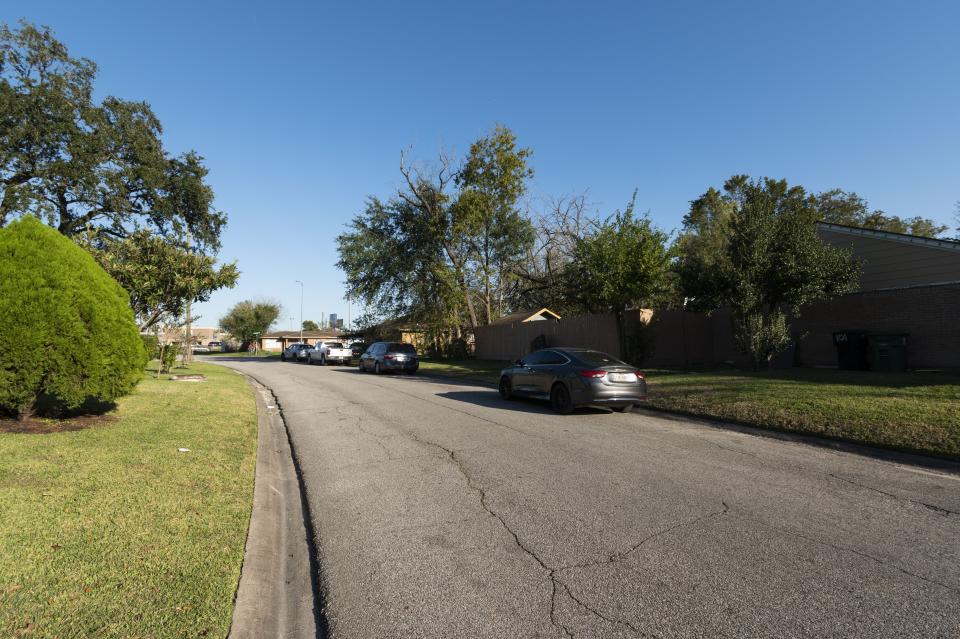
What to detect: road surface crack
<box><xmin>336</xmin><ymin>404</ymin><xmax>400</xmax><ymax>461</ymax></box>
<box><xmin>558</xmin><ymin>502</ymin><xmax>731</xmax><ymax>575</ymax></box>
<box><xmin>400</xmin><ymin>430</ymin><xmax>574</xmax><ymax>637</ymax></box>
<box><xmin>827</xmin><ymin>473</ymin><xmax>957</xmax><ymax>516</ymax></box>
<box><xmin>743</xmin><ymin>516</ymin><xmax>959</xmax><ymax>594</ymax></box>
<box><xmin>556</xmin><ymin>580</ymin><xmax>655</xmax><ymax>638</ymax></box>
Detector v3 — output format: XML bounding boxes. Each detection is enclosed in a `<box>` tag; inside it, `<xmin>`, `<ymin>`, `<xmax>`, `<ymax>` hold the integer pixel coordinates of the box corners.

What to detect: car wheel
<box><xmin>550</xmin><ymin>383</ymin><xmax>574</xmax><ymax>415</ymax></box>
<box><xmin>281</xmin><ymin>354</ymin><xmax>287</xmax><ymax>362</ymax></box>
<box><xmin>499</xmin><ymin>376</ymin><xmax>513</xmax><ymax>400</ymax></box>
<box><xmin>612</xmin><ymin>405</ymin><xmax>634</xmax><ymax>414</ymax></box>
<box><xmin>374</xmin><ymin>362</ymin><xmax>382</xmax><ymax>374</ymax></box>
<box><xmin>359</xmin><ymin>361</ymin><xmax>366</xmax><ymax>373</ymax></box>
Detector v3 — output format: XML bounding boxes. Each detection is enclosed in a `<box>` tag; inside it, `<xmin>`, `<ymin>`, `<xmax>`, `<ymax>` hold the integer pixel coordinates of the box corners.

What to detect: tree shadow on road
<box><xmin>435</xmin><ymin>390</ymin><xmax>611</xmax><ymax>416</ymax></box>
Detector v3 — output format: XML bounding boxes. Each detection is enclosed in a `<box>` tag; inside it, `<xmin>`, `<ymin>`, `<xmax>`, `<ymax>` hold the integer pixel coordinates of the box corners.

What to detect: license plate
<box><xmin>609</xmin><ymin>372</ymin><xmax>636</xmax><ymax>382</ymax></box>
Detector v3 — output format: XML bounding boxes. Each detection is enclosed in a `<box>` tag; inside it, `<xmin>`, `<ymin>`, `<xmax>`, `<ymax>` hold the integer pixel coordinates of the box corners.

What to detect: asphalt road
<box><xmin>214</xmin><ymin>358</ymin><xmax>960</xmax><ymax>639</ymax></box>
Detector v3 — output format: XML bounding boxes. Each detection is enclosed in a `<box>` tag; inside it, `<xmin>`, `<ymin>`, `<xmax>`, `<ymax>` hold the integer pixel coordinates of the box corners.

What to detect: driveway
<box><xmin>213</xmin><ymin>358</ymin><xmax>960</xmax><ymax>638</ymax></box>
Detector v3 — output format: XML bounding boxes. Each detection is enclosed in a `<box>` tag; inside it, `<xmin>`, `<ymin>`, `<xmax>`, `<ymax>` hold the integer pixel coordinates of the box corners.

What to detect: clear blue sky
<box><xmin>8</xmin><ymin>1</ymin><xmax>959</xmax><ymax>329</ymax></box>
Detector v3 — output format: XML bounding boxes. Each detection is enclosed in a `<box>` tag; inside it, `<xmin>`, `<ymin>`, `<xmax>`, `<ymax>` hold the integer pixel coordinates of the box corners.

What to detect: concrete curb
<box><xmin>228</xmin><ymin>376</ymin><xmax>319</xmax><ymax>638</ymax></box>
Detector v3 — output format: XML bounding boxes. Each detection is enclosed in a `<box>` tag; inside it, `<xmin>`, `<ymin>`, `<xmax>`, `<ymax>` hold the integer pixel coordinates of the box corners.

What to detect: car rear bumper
<box><xmin>383</xmin><ymin>360</ymin><xmax>419</xmax><ymax>370</ymax></box>
<box><xmin>573</xmin><ymin>379</ymin><xmax>647</xmax><ymax>406</ymax></box>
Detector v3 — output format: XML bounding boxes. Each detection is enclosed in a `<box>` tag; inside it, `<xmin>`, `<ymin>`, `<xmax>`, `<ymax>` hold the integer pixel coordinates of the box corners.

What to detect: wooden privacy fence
<box><xmin>474</xmin><ymin>284</ymin><xmax>960</xmax><ymax>369</ymax></box>
<box><xmin>474</xmin><ymin>309</ymin><xmax>745</xmax><ymax>367</ymax></box>
<box><xmin>474</xmin><ymin>313</ymin><xmax>620</xmax><ymax>362</ymax></box>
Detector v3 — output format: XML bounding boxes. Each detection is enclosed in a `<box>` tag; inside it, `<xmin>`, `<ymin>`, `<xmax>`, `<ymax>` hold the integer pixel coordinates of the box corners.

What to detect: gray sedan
<box><xmin>498</xmin><ymin>348</ymin><xmax>646</xmax><ymax>414</ymax></box>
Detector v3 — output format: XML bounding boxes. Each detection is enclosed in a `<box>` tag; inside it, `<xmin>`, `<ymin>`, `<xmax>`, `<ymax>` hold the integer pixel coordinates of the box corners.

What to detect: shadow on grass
<box><xmin>0</xmin><ymin>394</ymin><xmax>118</xmax><ymax>434</ymax></box>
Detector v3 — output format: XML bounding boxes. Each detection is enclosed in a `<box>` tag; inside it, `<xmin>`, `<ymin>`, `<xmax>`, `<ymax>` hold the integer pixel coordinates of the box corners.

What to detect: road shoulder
<box><xmin>229</xmin><ymin>375</ymin><xmax>320</xmax><ymax>638</ymax></box>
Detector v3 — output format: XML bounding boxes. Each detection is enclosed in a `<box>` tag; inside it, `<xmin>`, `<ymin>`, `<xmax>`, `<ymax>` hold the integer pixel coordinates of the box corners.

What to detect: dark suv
<box><xmin>359</xmin><ymin>342</ymin><xmax>419</xmax><ymax>374</ymax></box>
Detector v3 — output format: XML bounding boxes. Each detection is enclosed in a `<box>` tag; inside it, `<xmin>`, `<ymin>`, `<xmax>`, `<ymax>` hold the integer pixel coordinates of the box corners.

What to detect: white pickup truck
<box><xmin>305</xmin><ymin>341</ymin><xmax>353</xmax><ymax>365</ymax></box>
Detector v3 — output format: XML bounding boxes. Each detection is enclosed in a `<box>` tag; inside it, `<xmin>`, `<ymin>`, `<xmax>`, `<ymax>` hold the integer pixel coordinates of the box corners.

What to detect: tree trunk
<box><xmin>17</xmin><ymin>397</ymin><xmax>36</xmax><ymax>422</ymax></box>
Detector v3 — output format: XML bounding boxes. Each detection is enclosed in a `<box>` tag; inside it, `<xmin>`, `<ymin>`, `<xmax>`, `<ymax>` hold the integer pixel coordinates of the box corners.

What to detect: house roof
<box><xmin>487</xmin><ymin>308</ymin><xmax>562</xmax><ymax>326</ymax></box>
<box><xmin>260</xmin><ymin>330</ymin><xmax>344</xmax><ymax>339</ymax></box>
<box><xmin>817</xmin><ymin>222</ymin><xmax>960</xmax><ymax>292</ymax></box>
<box><xmin>817</xmin><ymin>222</ymin><xmax>960</xmax><ymax>254</ymax></box>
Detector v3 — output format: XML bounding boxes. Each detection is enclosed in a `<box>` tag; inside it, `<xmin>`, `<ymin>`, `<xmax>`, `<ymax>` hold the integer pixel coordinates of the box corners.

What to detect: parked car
<box><xmin>207</xmin><ymin>341</ymin><xmax>225</xmax><ymax>352</ymax></box>
<box><xmin>306</xmin><ymin>341</ymin><xmax>353</xmax><ymax>365</ymax></box>
<box><xmin>498</xmin><ymin>348</ymin><xmax>646</xmax><ymax>414</ymax></box>
<box><xmin>191</xmin><ymin>343</ymin><xmax>210</xmax><ymax>354</ymax></box>
<box><xmin>359</xmin><ymin>342</ymin><xmax>419</xmax><ymax>374</ymax></box>
<box><xmin>349</xmin><ymin>342</ymin><xmax>366</xmax><ymax>358</ymax></box>
<box><xmin>281</xmin><ymin>342</ymin><xmax>313</xmax><ymax>362</ymax></box>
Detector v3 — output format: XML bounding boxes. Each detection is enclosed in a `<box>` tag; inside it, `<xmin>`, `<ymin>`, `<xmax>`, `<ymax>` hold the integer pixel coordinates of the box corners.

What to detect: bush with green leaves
<box><xmin>156</xmin><ymin>342</ymin><xmax>180</xmax><ymax>374</ymax></box>
<box><xmin>0</xmin><ymin>217</ymin><xmax>146</xmax><ymax>419</ymax></box>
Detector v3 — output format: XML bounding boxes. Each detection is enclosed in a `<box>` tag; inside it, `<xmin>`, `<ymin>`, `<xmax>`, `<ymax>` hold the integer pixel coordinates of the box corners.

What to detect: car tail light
<box><xmin>635</xmin><ymin>371</ymin><xmax>645</xmax><ymax>380</ymax></box>
<box><xmin>579</xmin><ymin>369</ymin><xmax>607</xmax><ymax>378</ymax></box>
<box><xmin>384</xmin><ymin>354</ymin><xmax>395</xmax><ymax>360</ymax></box>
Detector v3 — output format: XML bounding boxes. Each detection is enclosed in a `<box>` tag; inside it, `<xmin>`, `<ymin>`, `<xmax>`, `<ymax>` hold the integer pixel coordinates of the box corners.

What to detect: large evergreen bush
<box><xmin>0</xmin><ymin>217</ymin><xmax>146</xmax><ymax>419</ymax></box>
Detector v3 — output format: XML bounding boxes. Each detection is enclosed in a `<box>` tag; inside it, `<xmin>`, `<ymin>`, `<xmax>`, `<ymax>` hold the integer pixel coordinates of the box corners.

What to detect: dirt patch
<box><xmin>0</xmin><ymin>413</ymin><xmax>117</xmax><ymax>434</ymax></box>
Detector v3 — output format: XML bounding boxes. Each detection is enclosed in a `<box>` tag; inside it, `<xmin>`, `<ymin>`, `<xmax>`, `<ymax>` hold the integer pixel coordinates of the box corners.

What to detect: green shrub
<box><xmin>0</xmin><ymin>217</ymin><xmax>146</xmax><ymax>418</ymax></box>
<box><xmin>157</xmin><ymin>342</ymin><xmax>180</xmax><ymax>374</ymax></box>
<box><xmin>140</xmin><ymin>333</ymin><xmax>159</xmax><ymax>358</ymax></box>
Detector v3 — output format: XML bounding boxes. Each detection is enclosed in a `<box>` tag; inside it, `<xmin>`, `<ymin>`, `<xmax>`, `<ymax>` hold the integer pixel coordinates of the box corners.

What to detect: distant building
<box><xmin>257</xmin><ymin>329</ymin><xmax>344</xmax><ymax>352</ymax></box>
<box><xmin>330</xmin><ymin>313</ymin><xmax>338</xmax><ymax>328</ymax></box>
<box><xmin>157</xmin><ymin>326</ymin><xmax>228</xmax><ymax>346</ymax></box>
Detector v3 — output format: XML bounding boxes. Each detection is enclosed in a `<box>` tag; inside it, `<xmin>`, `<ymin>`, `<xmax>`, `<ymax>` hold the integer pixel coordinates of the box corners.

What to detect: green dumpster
<box><xmin>866</xmin><ymin>333</ymin><xmax>909</xmax><ymax>372</ymax></box>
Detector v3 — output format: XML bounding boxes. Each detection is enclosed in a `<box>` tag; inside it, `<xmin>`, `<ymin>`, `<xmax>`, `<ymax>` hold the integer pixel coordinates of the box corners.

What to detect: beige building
<box><xmin>257</xmin><ymin>330</ymin><xmax>346</xmax><ymax>352</ymax></box>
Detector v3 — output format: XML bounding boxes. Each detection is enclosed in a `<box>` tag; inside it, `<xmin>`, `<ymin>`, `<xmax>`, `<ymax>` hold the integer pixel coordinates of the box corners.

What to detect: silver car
<box><xmin>281</xmin><ymin>342</ymin><xmax>312</xmax><ymax>362</ymax></box>
<box><xmin>498</xmin><ymin>348</ymin><xmax>647</xmax><ymax>414</ymax></box>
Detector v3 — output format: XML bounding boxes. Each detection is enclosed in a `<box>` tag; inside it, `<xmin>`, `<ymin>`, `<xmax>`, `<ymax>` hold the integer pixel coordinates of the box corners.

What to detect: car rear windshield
<box><xmin>328</xmin><ymin>342</ymin><xmax>344</xmax><ymax>348</ymax></box>
<box><xmin>388</xmin><ymin>343</ymin><xmax>416</xmax><ymax>354</ymax></box>
<box><xmin>575</xmin><ymin>350</ymin><xmax>626</xmax><ymax>367</ymax></box>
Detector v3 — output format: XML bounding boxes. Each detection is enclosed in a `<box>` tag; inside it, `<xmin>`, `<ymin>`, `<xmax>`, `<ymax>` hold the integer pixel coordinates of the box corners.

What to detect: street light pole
<box><xmin>296</xmin><ymin>280</ymin><xmax>304</xmax><ymax>343</ymax></box>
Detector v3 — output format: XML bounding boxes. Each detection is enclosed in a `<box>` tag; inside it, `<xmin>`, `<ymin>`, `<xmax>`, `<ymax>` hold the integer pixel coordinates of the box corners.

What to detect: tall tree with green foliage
<box><xmin>219</xmin><ymin>301</ymin><xmax>281</xmax><ymax>350</ymax></box>
<box><xmin>676</xmin><ymin>176</ymin><xmax>861</xmax><ymax>370</ymax></box>
<box><xmin>454</xmin><ymin>125</ymin><xmax>535</xmax><ymax>323</ymax></box>
<box><xmin>0</xmin><ymin>217</ymin><xmax>145</xmax><ymax>419</ymax></box>
<box><xmin>81</xmin><ymin>231</ymin><xmax>238</xmax><ymax>330</ymax></box>
<box><xmin>0</xmin><ymin>21</ymin><xmax>226</xmax><ymax>249</ymax></box>
<box><xmin>563</xmin><ymin>193</ymin><xmax>673</xmax><ymax>360</ymax></box>
<box><xmin>302</xmin><ymin>319</ymin><xmax>319</xmax><ymax>331</ymax></box>
<box><xmin>814</xmin><ymin>189</ymin><xmax>947</xmax><ymax>238</ymax></box>
<box><xmin>338</xmin><ymin>126</ymin><xmax>535</xmax><ymax>333</ymax></box>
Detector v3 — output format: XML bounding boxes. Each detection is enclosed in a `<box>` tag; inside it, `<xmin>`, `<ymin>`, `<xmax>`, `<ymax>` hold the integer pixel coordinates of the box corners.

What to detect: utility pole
<box><xmin>296</xmin><ymin>280</ymin><xmax>304</xmax><ymax>343</ymax></box>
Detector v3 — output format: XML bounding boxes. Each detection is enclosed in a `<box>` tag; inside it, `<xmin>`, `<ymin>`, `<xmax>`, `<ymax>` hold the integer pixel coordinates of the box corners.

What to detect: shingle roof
<box><xmin>486</xmin><ymin>308</ymin><xmax>561</xmax><ymax>326</ymax></box>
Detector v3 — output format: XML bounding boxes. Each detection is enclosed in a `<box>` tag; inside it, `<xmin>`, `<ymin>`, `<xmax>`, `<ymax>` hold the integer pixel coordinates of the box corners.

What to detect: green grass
<box><xmin>0</xmin><ymin>362</ymin><xmax>258</xmax><ymax>637</ymax></box>
<box><xmin>418</xmin><ymin>358</ymin><xmax>509</xmax><ymax>384</ymax></box>
<box><xmin>417</xmin><ymin>359</ymin><xmax>960</xmax><ymax>459</ymax></box>
<box><xmin>645</xmin><ymin>368</ymin><xmax>960</xmax><ymax>459</ymax></box>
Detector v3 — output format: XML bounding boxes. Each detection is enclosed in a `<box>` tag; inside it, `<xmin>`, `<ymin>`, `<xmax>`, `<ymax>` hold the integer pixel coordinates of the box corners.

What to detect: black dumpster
<box><xmin>866</xmin><ymin>333</ymin><xmax>909</xmax><ymax>372</ymax></box>
<box><xmin>832</xmin><ymin>331</ymin><xmax>869</xmax><ymax>370</ymax></box>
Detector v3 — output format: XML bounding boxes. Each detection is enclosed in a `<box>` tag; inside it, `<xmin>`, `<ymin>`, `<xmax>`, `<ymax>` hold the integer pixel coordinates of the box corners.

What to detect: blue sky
<box><xmin>8</xmin><ymin>1</ymin><xmax>959</xmax><ymax>329</ymax></box>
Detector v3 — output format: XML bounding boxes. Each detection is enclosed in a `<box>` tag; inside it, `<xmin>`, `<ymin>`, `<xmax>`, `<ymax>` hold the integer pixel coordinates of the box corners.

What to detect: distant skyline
<box><xmin>6</xmin><ymin>1</ymin><xmax>958</xmax><ymax>328</ymax></box>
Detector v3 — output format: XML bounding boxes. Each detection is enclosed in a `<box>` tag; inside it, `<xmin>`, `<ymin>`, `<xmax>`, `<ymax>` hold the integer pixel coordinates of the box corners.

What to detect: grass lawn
<box><xmin>418</xmin><ymin>358</ymin><xmax>508</xmax><ymax>384</ymax></box>
<box><xmin>418</xmin><ymin>359</ymin><xmax>960</xmax><ymax>459</ymax></box>
<box><xmin>0</xmin><ymin>362</ymin><xmax>258</xmax><ymax>637</ymax></box>
<box><xmin>645</xmin><ymin>368</ymin><xmax>960</xmax><ymax>459</ymax></box>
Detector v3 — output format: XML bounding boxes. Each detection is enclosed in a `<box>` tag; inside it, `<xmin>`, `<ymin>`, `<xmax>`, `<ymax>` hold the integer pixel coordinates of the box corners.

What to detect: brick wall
<box><xmin>793</xmin><ymin>283</ymin><xmax>960</xmax><ymax>369</ymax></box>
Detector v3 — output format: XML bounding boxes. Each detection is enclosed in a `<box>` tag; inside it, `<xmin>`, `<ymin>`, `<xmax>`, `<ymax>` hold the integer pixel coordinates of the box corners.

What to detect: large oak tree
<box><xmin>676</xmin><ymin>176</ymin><xmax>861</xmax><ymax>369</ymax></box>
<box><xmin>0</xmin><ymin>21</ymin><xmax>225</xmax><ymax>249</ymax></box>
